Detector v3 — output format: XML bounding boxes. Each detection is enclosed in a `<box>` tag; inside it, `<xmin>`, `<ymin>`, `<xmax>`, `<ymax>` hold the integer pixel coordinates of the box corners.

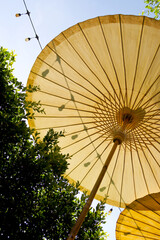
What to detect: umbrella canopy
<box><xmin>116</xmin><ymin>192</ymin><xmax>160</xmax><ymax>239</ymax></box>
<box><xmin>27</xmin><ymin>14</ymin><xmax>160</xmax><ymax>208</ymax></box>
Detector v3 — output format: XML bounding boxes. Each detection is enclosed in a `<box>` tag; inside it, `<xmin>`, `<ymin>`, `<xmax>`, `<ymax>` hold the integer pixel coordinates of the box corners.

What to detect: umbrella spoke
<box><xmin>129</xmin><ymin>17</ymin><xmax>145</xmax><ymax>108</ymax></box>
<box><xmin>119</xmin><ymin>142</ymin><xmax>127</xmax><ymax>206</ymax></box>
<box><xmin>117</xmin><ymin>211</ymin><xmax>160</xmax><ymax>237</ymax></box>
<box><xmin>134</xmin><ymin>127</ymin><xmax>160</xmax><ymax>168</ymax></box>
<box><xmin>31</xmin><ymin>68</ymin><xmax>118</xmax><ymax>112</ymax></box>
<box><xmin>137</xmin><ymin>123</ymin><xmax>160</xmax><ymax>142</ymax></box>
<box><xmin>129</xmin><ymin>140</ymin><xmax>137</xmax><ymax>200</ymax></box>
<box><xmin>48</xmin><ymin>40</ymin><xmax>122</xmax><ymax>109</ymax></box>
<box><xmin>140</xmin><ymin>91</ymin><xmax>160</xmax><ymax>110</ymax></box>
<box><xmin>79</xmin><ymin>140</ymin><xmax>113</xmax><ymax>185</ymax></box>
<box><xmin>65</xmin><ymin>138</ymin><xmax>112</xmax><ymax>178</ymax></box>
<box><xmin>64</xmin><ymin>130</ymin><xmax>112</xmax><ymax>156</ymax></box>
<box><xmin>117</xmin><ymin>193</ymin><xmax>160</xmax><ymax>239</ymax></box>
<box><xmin>132</xmin><ymin>133</ymin><xmax>150</xmax><ymax>194</ymax></box>
<box><xmin>119</xmin><ymin>15</ymin><xmax>128</xmax><ymax>106</ymax></box>
<box><xmin>98</xmin><ymin>16</ymin><xmax>125</xmax><ymax>106</ymax></box>
<box><xmin>77</xmin><ymin>22</ymin><xmax>123</xmax><ymax>108</ymax></box>
<box><xmin>135</xmin><ymin>75</ymin><xmax>160</xmax><ymax>110</ymax></box>
<box><xmin>134</xmin><ymin>131</ymin><xmax>160</xmax><ymax>190</ymax></box>
<box><xmin>105</xmin><ymin>145</ymin><xmax>121</xmax><ymax>198</ymax></box>
<box><xmin>132</xmin><ymin>44</ymin><xmax>160</xmax><ymax>109</ymax></box>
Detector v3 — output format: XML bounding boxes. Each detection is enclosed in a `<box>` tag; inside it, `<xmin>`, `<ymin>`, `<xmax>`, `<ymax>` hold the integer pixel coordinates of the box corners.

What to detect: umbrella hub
<box><xmin>112</xmin><ymin>107</ymin><xmax>145</xmax><ymax>145</ymax></box>
<box><xmin>116</xmin><ymin>107</ymin><xmax>145</xmax><ymax>130</ymax></box>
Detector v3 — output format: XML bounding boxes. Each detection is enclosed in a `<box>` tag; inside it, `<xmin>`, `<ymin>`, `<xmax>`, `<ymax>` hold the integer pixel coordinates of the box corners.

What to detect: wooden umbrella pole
<box><xmin>67</xmin><ymin>140</ymin><xmax>119</xmax><ymax>240</ymax></box>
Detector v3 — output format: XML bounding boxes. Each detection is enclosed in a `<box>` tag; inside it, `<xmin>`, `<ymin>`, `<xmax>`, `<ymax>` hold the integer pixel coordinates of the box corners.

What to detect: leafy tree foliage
<box><xmin>0</xmin><ymin>47</ymin><xmax>107</xmax><ymax>239</ymax></box>
<box><xmin>143</xmin><ymin>0</ymin><xmax>160</xmax><ymax>18</ymax></box>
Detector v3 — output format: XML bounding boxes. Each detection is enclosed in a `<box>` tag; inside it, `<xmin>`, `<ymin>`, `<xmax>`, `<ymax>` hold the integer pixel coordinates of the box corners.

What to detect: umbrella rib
<box><xmin>104</xmin><ymin>95</ymin><xmax>118</xmax><ymax>126</ymax></box>
<box><xmin>144</xmin><ymin>111</ymin><xmax>160</xmax><ymax>121</ymax></box>
<box><xmin>39</xmin><ymin>94</ymin><xmax>118</xmax><ymax>116</ymax></box>
<box><xmin>144</xmin><ymin>118</ymin><xmax>160</xmax><ymax>127</ymax></box>
<box><xmin>69</xmin><ymin>22</ymin><xmax>122</xmax><ymax>109</ymax></box>
<box><xmin>64</xmin><ymin>125</ymin><xmax>104</xmax><ymax>138</ymax></box>
<box><xmin>51</xmin><ymin>35</ymin><xmax>121</xmax><ymax>109</ymax></box>
<box><xmin>119</xmin><ymin>15</ymin><xmax>128</xmax><ymax>106</ymax></box>
<box><xmin>134</xmin><ymin>127</ymin><xmax>160</xmax><ymax>167</ymax></box>
<box><xmin>119</xmin><ymin>142</ymin><xmax>126</xmax><ymax>207</ymax></box>
<box><xmin>40</xmin><ymin>103</ymin><xmax>113</xmax><ymax>115</ymax></box>
<box><xmin>121</xmin><ymin>207</ymin><xmax>160</xmax><ymax>227</ymax></box>
<box><xmin>137</xmin><ymin>125</ymin><xmax>160</xmax><ymax>154</ymax></box>
<box><xmin>31</xmin><ymin>67</ymin><xmax>117</xmax><ymax>112</ymax></box>
<box><xmin>34</xmin><ymin>116</ymin><xmax>113</xmax><ymax>135</ymax></box>
<box><xmin>149</xmin><ymin>194</ymin><xmax>160</xmax><ymax>209</ymax></box>
<box><xmin>136</xmin><ymin>91</ymin><xmax>160</xmax><ymax>112</ymax></box>
<box><xmin>36</xmin><ymin>88</ymin><xmax>118</xmax><ymax>114</ymax></box>
<box><xmin>116</xmin><ymin>229</ymin><xmax>152</xmax><ymax>239</ymax></box>
<box><xmin>134</xmin><ymin>119</ymin><xmax>156</xmax><ymax>136</ymax></box>
<box><xmin>65</xmin><ymin>137</ymin><xmax>113</xmax><ymax>177</ymax></box>
<box><xmin>79</xmin><ymin>140</ymin><xmax>113</xmax><ymax>185</ymax></box>
<box><xmin>140</xmin><ymin>122</ymin><xmax>160</xmax><ymax>139</ymax></box>
<box><xmin>132</xmin><ymin>130</ymin><xmax>158</xmax><ymax>149</ymax></box>
<box><xmin>117</xmin><ymin>222</ymin><xmax>160</xmax><ymax>238</ymax></box>
<box><xmin>105</xmin><ymin>143</ymin><xmax>136</xmax><ymax>209</ymax></box>
<box><xmin>132</xmin><ymin>133</ymin><xmax>150</xmax><ymax>194</ymax></box>
<box><xmin>135</xmin><ymin>75</ymin><xmax>160</xmax><ymax>110</ymax></box>
<box><xmin>98</xmin><ymin>16</ymin><xmax>125</xmax><ymax>106</ymax></box>
<box><xmin>40</xmin><ymin>102</ymin><xmax>118</xmax><ymax>115</ymax></box>
<box><xmin>42</xmin><ymin>47</ymin><xmax>118</xmax><ymax>111</ymax></box>
<box><xmin>134</xmin><ymin>130</ymin><xmax>160</xmax><ymax>190</ymax></box>
<box><xmin>136</xmin><ymin>198</ymin><xmax>160</xmax><ymax>217</ymax></box>
<box><xmin>62</xmin><ymin>128</ymin><xmax>104</xmax><ymax>151</ymax></box>
<box><xmin>129</xmin><ymin>140</ymin><xmax>137</xmax><ymax>200</ymax></box>
<box><xmin>119</xmin><ymin>206</ymin><xmax>159</xmax><ymax>239</ymax></box>
<box><xmin>79</xmin><ymin>142</ymin><xmax>130</xmax><ymax>209</ymax></box>
<box><xmin>132</xmin><ymin>43</ymin><xmax>160</xmax><ymax>109</ymax></box>
<box><xmin>117</xmin><ymin>217</ymin><xmax>160</xmax><ymax>238</ymax></box>
<box><xmin>94</xmin><ymin>99</ymin><xmax>118</xmax><ymax>130</ymax></box>
<box><xmin>34</xmin><ymin>115</ymin><xmax>107</xmax><ymax>119</ymax></box>
<box><xmin>143</xmin><ymin>99</ymin><xmax>160</xmax><ymax>110</ymax></box>
<box><xmin>116</xmin><ymin>230</ymin><xmax>157</xmax><ymax>240</ymax></box>
<box><xmin>105</xmin><ymin>145</ymin><xmax>121</xmax><ymax>199</ymax></box>
<box><xmin>143</xmin><ymin>123</ymin><xmax>160</xmax><ymax>138</ymax></box>
<box><xmin>95</xmin><ymin>99</ymin><xmax>118</xmax><ymax>118</ymax></box>
<box><xmin>94</xmin><ymin>114</ymin><xmax>116</xmax><ymax>132</ymax></box>
<box><xmin>34</xmin><ymin>120</ymin><xmax>103</xmax><ymax>131</ymax></box>
<box><xmin>31</xmin><ymin>69</ymin><xmax>106</xmax><ymax>108</ymax></box>
<box><xmin>138</xmin><ymin>121</ymin><xmax>160</xmax><ymax>139</ymax></box>
<box><xmin>137</xmin><ymin>123</ymin><xmax>160</xmax><ymax>143</ymax></box>
<box><xmin>47</xmin><ymin>42</ymin><xmax>118</xmax><ymax>173</ymax></box>
<box><xmin>143</xmin><ymin>111</ymin><xmax>160</xmax><ymax>128</ymax></box>
<box><xmin>129</xmin><ymin>16</ymin><xmax>145</xmax><ymax>108</ymax></box>
<box><xmin>79</xmin><ymin>157</ymin><xmax>102</xmax><ymax>186</ymax></box>
<box><xmin>63</xmin><ymin>131</ymin><xmax>113</xmax><ymax>160</ymax></box>
<box><xmin>145</xmin><ymin>108</ymin><xmax>160</xmax><ymax>114</ymax></box>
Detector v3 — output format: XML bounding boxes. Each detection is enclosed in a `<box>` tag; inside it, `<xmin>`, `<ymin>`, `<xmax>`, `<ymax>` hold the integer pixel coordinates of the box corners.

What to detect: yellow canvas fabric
<box><xmin>27</xmin><ymin>15</ymin><xmax>160</xmax><ymax>208</ymax></box>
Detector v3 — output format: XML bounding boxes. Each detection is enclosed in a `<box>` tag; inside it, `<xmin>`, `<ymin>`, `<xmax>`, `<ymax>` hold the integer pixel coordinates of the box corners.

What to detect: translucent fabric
<box><xmin>27</xmin><ymin>15</ymin><xmax>160</xmax><ymax>208</ymax></box>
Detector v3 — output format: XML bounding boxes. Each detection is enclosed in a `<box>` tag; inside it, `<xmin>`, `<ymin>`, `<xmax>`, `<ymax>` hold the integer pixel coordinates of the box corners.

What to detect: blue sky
<box><xmin>1</xmin><ymin>0</ymin><xmax>147</xmax><ymax>239</ymax></box>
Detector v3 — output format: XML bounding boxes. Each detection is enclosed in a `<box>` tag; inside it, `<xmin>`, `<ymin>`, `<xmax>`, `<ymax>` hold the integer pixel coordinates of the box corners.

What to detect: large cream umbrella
<box><xmin>116</xmin><ymin>192</ymin><xmax>160</xmax><ymax>239</ymax></box>
<box><xmin>27</xmin><ymin>14</ymin><xmax>160</xmax><ymax>239</ymax></box>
